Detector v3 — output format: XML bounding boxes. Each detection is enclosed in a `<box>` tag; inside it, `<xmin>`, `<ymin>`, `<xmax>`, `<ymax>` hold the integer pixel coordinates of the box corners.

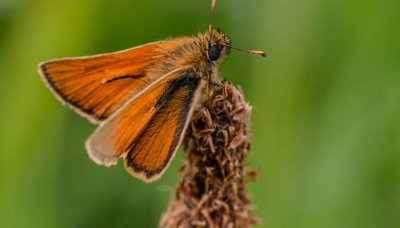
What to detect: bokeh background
<box><xmin>0</xmin><ymin>0</ymin><xmax>399</xmax><ymax>227</ymax></box>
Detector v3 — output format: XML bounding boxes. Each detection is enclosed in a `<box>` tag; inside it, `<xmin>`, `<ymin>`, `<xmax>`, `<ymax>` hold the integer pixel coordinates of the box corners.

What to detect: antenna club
<box><xmin>254</xmin><ymin>50</ymin><xmax>267</xmax><ymax>57</ymax></box>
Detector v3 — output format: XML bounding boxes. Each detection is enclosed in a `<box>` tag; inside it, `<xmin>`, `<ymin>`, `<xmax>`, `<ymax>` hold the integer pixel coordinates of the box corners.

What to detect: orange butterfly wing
<box><xmin>38</xmin><ymin>41</ymin><xmax>167</xmax><ymax>123</ymax></box>
<box><xmin>85</xmin><ymin>67</ymin><xmax>201</xmax><ymax>178</ymax></box>
<box><xmin>124</xmin><ymin>73</ymin><xmax>202</xmax><ymax>182</ymax></box>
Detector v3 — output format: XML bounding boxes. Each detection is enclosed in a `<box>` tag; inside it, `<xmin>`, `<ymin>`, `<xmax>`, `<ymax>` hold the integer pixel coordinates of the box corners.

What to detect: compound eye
<box><xmin>208</xmin><ymin>45</ymin><xmax>220</xmax><ymax>61</ymax></box>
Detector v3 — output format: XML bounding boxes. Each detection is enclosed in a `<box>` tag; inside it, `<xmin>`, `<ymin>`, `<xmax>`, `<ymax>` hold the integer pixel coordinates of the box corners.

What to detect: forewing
<box><xmin>38</xmin><ymin>41</ymin><xmax>167</xmax><ymax>123</ymax></box>
<box><xmin>85</xmin><ymin>67</ymin><xmax>200</xmax><ymax>170</ymax></box>
<box><xmin>124</xmin><ymin>74</ymin><xmax>201</xmax><ymax>182</ymax></box>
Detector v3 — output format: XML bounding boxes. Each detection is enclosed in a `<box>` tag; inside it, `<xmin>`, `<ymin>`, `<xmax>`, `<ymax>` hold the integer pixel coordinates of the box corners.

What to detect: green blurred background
<box><xmin>0</xmin><ymin>0</ymin><xmax>399</xmax><ymax>227</ymax></box>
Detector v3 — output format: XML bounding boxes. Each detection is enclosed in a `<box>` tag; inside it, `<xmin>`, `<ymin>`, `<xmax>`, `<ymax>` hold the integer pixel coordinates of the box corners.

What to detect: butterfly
<box><xmin>38</xmin><ymin>0</ymin><xmax>265</xmax><ymax>182</ymax></box>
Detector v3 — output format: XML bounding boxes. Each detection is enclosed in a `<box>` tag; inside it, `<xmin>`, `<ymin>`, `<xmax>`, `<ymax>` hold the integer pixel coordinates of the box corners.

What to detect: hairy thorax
<box><xmin>146</xmin><ymin>30</ymin><xmax>231</xmax><ymax>86</ymax></box>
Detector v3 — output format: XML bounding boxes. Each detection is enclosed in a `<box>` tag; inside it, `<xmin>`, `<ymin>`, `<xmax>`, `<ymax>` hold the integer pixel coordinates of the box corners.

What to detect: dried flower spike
<box><xmin>160</xmin><ymin>81</ymin><xmax>260</xmax><ymax>228</ymax></box>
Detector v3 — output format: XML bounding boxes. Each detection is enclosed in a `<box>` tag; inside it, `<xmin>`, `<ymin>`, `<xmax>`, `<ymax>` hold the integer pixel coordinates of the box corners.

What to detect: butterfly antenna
<box><xmin>220</xmin><ymin>43</ymin><xmax>267</xmax><ymax>57</ymax></box>
<box><xmin>209</xmin><ymin>0</ymin><xmax>217</xmax><ymax>34</ymax></box>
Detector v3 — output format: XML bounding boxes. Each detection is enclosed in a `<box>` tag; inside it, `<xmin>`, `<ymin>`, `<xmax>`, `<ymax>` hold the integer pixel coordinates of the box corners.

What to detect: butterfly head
<box><xmin>204</xmin><ymin>28</ymin><xmax>231</xmax><ymax>63</ymax></box>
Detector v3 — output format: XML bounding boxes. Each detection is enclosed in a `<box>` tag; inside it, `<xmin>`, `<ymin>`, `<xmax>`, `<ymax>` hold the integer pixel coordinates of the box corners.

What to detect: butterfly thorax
<box><xmin>147</xmin><ymin>29</ymin><xmax>231</xmax><ymax>86</ymax></box>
